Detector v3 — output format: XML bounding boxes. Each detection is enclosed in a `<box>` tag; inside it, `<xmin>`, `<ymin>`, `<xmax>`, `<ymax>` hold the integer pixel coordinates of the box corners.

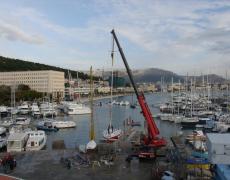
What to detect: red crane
<box><xmin>111</xmin><ymin>29</ymin><xmax>166</xmax><ymax>153</ymax></box>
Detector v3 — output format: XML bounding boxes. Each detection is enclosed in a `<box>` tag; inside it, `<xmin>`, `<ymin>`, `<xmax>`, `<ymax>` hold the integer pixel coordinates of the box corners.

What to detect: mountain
<box><xmin>0</xmin><ymin>56</ymin><xmax>97</xmax><ymax>80</ymax></box>
<box><xmin>107</xmin><ymin>68</ymin><xmax>225</xmax><ymax>84</ymax></box>
<box><xmin>130</xmin><ymin>68</ymin><xmax>183</xmax><ymax>83</ymax></box>
<box><xmin>185</xmin><ymin>74</ymin><xmax>226</xmax><ymax>84</ymax></box>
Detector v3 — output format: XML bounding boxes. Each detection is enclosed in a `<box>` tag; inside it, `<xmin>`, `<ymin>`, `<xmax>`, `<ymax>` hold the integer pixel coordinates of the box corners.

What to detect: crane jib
<box><xmin>111</xmin><ymin>29</ymin><xmax>166</xmax><ymax>147</ymax></box>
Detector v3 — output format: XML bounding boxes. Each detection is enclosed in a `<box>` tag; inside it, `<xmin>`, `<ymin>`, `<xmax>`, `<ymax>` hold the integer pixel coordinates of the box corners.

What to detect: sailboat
<box><xmin>103</xmin><ymin>37</ymin><xmax>122</xmax><ymax>141</ymax></box>
<box><xmin>86</xmin><ymin>66</ymin><xmax>96</xmax><ymax>150</ymax></box>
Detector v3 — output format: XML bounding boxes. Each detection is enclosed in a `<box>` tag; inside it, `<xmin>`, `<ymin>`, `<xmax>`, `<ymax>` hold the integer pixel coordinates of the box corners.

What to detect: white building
<box><xmin>0</xmin><ymin>70</ymin><xmax>65</xmax><ymax>98</ymax></box>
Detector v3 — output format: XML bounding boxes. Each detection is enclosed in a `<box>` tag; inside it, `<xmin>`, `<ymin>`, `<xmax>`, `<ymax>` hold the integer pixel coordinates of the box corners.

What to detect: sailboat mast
<box><xmin>171</xmin><ymin>77</ymin><xmax>174</xmax><ymax>114</ymax></box>
<box><xmin>109</xmin><ymin>36</ymin><xmax>115</xmax><ymax>127</ymax></box>
<box><xmin>90</xmin><ymin>66</ymin><xmax>95</xmax><ymax>140</ymax></box>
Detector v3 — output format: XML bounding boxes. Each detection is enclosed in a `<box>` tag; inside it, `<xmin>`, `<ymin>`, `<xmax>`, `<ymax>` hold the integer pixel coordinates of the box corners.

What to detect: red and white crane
<box><xmin>111</xmin><ymin>29</ymin><xmax>166</xmax><ymax>158</ymax></box>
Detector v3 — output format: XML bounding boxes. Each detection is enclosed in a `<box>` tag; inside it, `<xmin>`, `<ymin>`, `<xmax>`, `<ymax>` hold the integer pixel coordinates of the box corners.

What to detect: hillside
<box><xmin>185</xmin><ymin>74</ymin><xmax>226</xmax><ymax>84</ymax></box>
<box><xmin>0</xmin><ymin>56</ymin><xmax>94</xmax><ymax>80</ymax></box>
<box><xmin>104</xmin><ymin>68</ymin><xmax>225</xmax><ymax>84</ymax></box>
<box><xmin>130</xmin><ymin>68</ymin><xmax>183</xmax><ymax>83</ymax></box>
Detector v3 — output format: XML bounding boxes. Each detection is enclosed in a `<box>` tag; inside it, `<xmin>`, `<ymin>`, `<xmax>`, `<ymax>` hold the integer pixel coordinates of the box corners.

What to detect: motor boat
<box><xmin>181</xmin><ymin>117</ymin><xmax>199</xmax><ymax>128</ymax></box>
<box><xmin>18</xmin><ymin>103</ymin><xmax>29</xmax><ymax>115</ymax></box>
<box><xmin>15</xmin><ymin>117</ymin><xmax>31</xmax><ymax>126</ymax></box>
<box><xmin>40</xmin><ymin>102</ymin><xmax>57</xmax><ymax>118</ymax></box>
<box><xmin>25</xmin><ymin>130</ymin><xmax>47</xmax><ymax>151</ymax></box>
<box><xmin>0</xmin><ymin>137</ymin><xmax>7</xmax><ymax>149</ymax></box>
<box><xmin>31</xmin><ymin>103</ymin><xmax>41</xmax><ymax>118</ymax></box>
<box><xmin>38</xmin><ymin>120</ymin><xmax>76</xmax><ymax>129</ymax></box>
<box><xmin>0</xmin><ymin>106</ymin><xmax>8</xmax><ymax>117</ymax></box>
<box><xmin>52</xmin><ymin>120</ymin><xmax>76</xmax><ymax>129</ymax></box>
<box><xmin>1</xmin><ymin>119</ymin><xmax>14</xmax><ymax>128</ymax></box>
<box><xmin>37</xmin><ymin>121</ymin><xmax>59</xmax><ymax>132</ymax></box>
<box><xmin>64</xmin><ymin>102</ymin><xmax>91</xmax><ymax>115</ymax></box>
<box><xmin>0</xmin><ymin>127</ymin><xmax>6</xmax><ymax>135</ymax></box>
<box><xmin>119</xmin><ymin>101</ymin><xmax>130</xmax><ymax>106</ymax></box>
<box><xmin>7</xmin><ymin>107</ymin><xmax>18</xmax><ymax>115</ymax></box>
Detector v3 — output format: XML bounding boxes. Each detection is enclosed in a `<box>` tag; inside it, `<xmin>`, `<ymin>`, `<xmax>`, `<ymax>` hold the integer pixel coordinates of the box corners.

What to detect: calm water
<box><xmin>35</xmin><ymin>93</ymin><xmax>182</xmax><ymax>149</ymax></box>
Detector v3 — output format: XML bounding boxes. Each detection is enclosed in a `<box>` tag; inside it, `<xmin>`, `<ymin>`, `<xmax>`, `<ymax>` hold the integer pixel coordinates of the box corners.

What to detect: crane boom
<box><xmin>111</xmin><ymin>29</ymin><xmax>166</xmax><ymax>147</ymax></box>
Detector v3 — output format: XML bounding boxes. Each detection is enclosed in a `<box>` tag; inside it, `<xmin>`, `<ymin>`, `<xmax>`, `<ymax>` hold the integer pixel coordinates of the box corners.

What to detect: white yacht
<box><xmin>0</xmin><ymin>106</ymin><xmax>8</xmax><ymax>117</ymax></box>
<box><xmin>7</xmin><ymin>107</ymin><xmax>18</xmax><ymax>115</ymax></box>
<box><xmin>119</xmin><ymin>101</ymin><xmax>130</xmax><ymax>106</ymax></box>
<box><xmin>52</xmin><ymin>120</ymin><xmax>76</xmax><ymax>129</ymax></box>
<box><xmin>40</xmin><ymin>102</ymin><xmax>57</xmax><ymax>117</ymax></box>
<box><xmin>0</xmin><ymin>127</ymin><xmax>6</xmax><ymax>135</ymax></box>
<box><xmin>38</xmin><ymin>120</ymin><xmax>76</xmax><ymax>129</ymax></box>
<box><xmin>40</xmin><ymin>103</ymin><xmax>57</xmax><ymax>117</ymax></box>
<box><xmin>15</xmin><ymin>117</ymin><xmax>31</xmax><ymax>126</ymax></box>
<box><xmin>159</xmin><ymin>113</ymin><xmax>173</xmax><ymax>121</ymax></box>
<box><xmin>25</xmin><ymin>130</ymin><xmax>47</xmax><ymax>151</ymax></box>
<box><xmin>1</xmin><ymin>119</ymin><xmax>14</xmax><ymax>128</ymax></box>
<box><xmin>0</xmin><ymin>137</ymin><xmax>7</xmax><ymax>149</ymax></box>
<box><xmin>18</xmin><ymin>103</ymin><xmax>29</xmax><ymax>115</ymax></box>
<box><xmin>65</xmin><ymin>102</ymin><xmax>91</xmax><ymax>115</ymax></box>
<box><xmin>31</xmin><ymin>103</ymin><xmax>41</xmax><ymax>117</ymax></box>
<box><xmin>181</xmin><ymin>117</ymin><xmax>199</xmax><ymax>128</ymax></box>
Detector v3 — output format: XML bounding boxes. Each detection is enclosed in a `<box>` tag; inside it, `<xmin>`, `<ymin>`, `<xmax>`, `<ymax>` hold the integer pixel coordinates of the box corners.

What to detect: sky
<box><xmin>0</xmin><ymin>0</ymin><xmax>230</xmax><ymax>77</ymax></box>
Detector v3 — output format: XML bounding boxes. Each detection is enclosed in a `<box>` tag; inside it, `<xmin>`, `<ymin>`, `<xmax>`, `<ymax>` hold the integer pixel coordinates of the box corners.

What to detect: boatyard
<box><xmin>1</xmin><ymin>2</ymin><xmax>230</xmax><ymax>179</ymax></box>
<box><xmin>0</xmin><ymin>31</ymin><xmax>230</xmax><ymax>179</ymax></box>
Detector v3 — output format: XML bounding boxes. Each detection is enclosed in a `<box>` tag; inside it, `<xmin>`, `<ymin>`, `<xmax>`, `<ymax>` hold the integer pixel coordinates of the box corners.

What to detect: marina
<box><xmin>0</xmin><ymin>2</ymin><xmax>230</xmax><ymax>179</ymax></box>
<box><xmin>0</xmin><ymin>85</ymin><xmax>229</xmax><ymax>179</ymax></box>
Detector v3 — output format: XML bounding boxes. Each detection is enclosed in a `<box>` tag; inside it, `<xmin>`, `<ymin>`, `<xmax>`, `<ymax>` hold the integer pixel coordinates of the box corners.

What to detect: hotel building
<box><xmin>0</xmin><ymin>70</ymin><xmax>65</xmax><ymax>98</ymax></box>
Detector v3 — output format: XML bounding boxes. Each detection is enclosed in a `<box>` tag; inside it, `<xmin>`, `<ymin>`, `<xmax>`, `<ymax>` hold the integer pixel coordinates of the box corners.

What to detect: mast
<box><xmin>171</xmin><ymin>77</ymin><xmax>174</xmax><ymax>114</ymax></box>
<box><xmin>89</xmin><ymin>66</ymin><xmax>95</xmax><ymax>140</ymax></box>
<box><xmin>190</xmin><ymin>78</ymin><xmax>193</xmax><ymax>117</ymax></box>
<box><xmin>178</xmin><ymin>79</ymin><xmax>180</xmax><ymax>115</ymax></box>
<box><xmin>109</xmin><ymin>36</ymin><xmax>115</xmax><ymax>127</ymax></box>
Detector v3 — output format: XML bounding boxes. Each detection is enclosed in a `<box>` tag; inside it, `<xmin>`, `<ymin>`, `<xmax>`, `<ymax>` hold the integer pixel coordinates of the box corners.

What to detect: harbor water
<box><xmin>32</xmin><ymin>93</ymin><xmax>182</xmax><ymax>150</ymax></box>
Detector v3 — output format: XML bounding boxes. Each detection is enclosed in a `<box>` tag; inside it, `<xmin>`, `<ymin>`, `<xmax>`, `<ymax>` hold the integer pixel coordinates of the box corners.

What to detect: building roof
<box><xmin>207</xmin><ymin>133</ymin><xmax>230</xmax><ymax>144</ymax></box>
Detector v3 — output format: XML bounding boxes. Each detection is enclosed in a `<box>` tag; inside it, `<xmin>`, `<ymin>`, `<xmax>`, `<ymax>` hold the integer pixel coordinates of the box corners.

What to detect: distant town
<box><xmin>0</xmin><ymin>68</ymin><xmax>229</xmax><ymax>104</ymax></box>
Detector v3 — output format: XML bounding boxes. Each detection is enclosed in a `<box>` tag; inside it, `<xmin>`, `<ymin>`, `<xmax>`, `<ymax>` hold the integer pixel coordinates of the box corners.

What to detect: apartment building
<box><xmin>0</xmin><ymin>70</ymin><xmax>65</xmax><ymax>98</ymax></box>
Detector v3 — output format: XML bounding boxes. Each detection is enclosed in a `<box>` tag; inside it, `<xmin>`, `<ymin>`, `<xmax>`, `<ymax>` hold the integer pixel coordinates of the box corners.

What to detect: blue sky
<box><xmin>0</xmin><ymin>0</ymin><xmax>230</xmax><ymax>76</ymax></box>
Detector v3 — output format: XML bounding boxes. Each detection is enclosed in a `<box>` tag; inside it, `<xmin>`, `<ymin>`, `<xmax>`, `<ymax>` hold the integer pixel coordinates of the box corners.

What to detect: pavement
<box><xmin>2</xmin><ymin>149</ymin><xmax>154</xmax><ymax>180</ymax></box>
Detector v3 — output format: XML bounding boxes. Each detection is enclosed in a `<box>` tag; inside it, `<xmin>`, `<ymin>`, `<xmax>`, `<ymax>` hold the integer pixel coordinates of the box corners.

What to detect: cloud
<box><xmin>0</xmin><ymin>20</ymin><xmax>44</xmax><ymax>44</ymax></box>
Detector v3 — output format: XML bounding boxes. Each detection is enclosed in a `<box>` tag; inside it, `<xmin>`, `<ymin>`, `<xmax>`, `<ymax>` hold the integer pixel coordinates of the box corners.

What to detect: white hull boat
<box><xmin>103</xmin><ymin>128</ymin><xmax>122</xmax><ymax>141</ymax></box>
<box><xmin>15</xmin><ymin>117</ymin><xmax>31</xmax><ymax>126</ymax></box>
<box><xmin>86</xmin><ymin>140</ymin><xmax>97</xmax><ymax>150</ymax></box>
<box><xmin>65</xmin><ymin>103</ymin><xmax>91</xmax><ymax>115</ymax></box>
<box><xmin>1</xmin><ymin>119</ymin><xmax>14</xmax><ymax>128</ymax></box>
<box><xmin>31</xmin><ymin>103</ymin><xmax>41</xmax><ymax>117</ymax></box>
<box><xmin>0</xmin><ymin>127</ymin><xmax>6</xmax><ymax>135</ymax></box>
<box><xmin>26</xmin><ymin>130</ymin><xmax>47</xmax><ymax>151</ymax></box>
<box><xmin>0</xmin><ymin>137</ymin><xmax>7</xmax><ymax>149</ymax></box>
<box><xmin>119</xmin><ymin>101</ymin><xmax>130</xmax><ymax>106</ymax></box>
<box><xmin>52</xmin><ymin>121</ymin><xmax>76</xmax><ymax>128</ymax></box>
<box><xmin>159</xmin><ymin>113</ymin><xmax>172</xmax><ymax>121</ymax></box>
<box><xmin>18</xmin><ymin>103</ymin><xmax>29</xmax><ymax>115</ymax></box>
<box><xmin>38</xmin><ymin>120</ymin><xmax>76</xmax><ymax>129</ymax></box>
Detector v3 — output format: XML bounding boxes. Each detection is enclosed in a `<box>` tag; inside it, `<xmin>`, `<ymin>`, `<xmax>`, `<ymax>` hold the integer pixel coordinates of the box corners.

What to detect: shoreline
<box><xmin>80</xmin><ymin>93</ymin><xmax>133</xmax><ymax>103</ymax></box>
